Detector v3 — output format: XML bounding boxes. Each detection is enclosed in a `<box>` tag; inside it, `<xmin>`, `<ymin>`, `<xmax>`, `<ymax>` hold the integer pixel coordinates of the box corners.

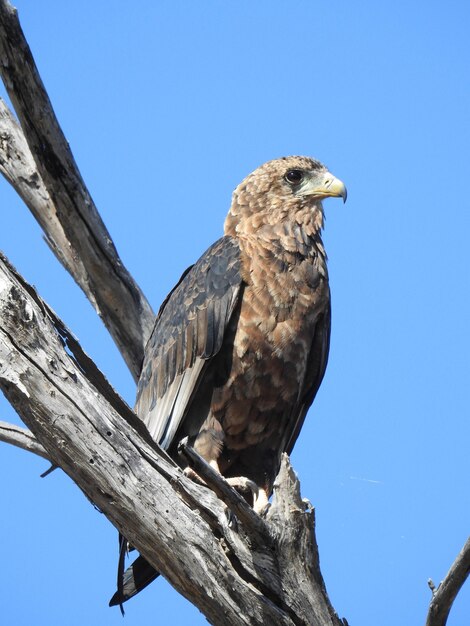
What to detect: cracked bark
<box><xmin>0</xmin><ymin>1</ymin><xmax>466</xmax><ymax>624</ymax></box>
<box><xmin>0</xmin><ymin>419</ymin><xmax>48</xmax><ymax>459</ymax></box>
<box><xmin>0</xmin><ymin>253</ymin><xmax>345</xmax><ymax>626</ymax></box>
<box><xmin>0</xmin><ymin>1</ymin><xmax>154</xmax><ymax>381</ymax></box>
<box><xmin>426</xmin><ymin>537</ymin><xmax>470</xmax><ymax>626</ymax></box>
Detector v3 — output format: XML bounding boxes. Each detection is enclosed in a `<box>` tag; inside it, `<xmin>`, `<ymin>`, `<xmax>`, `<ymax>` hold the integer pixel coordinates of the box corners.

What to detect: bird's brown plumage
<box><xmin>110</xmin><ymin>155</ymin><xmax>346</xmax><ymax>608</ymax></box>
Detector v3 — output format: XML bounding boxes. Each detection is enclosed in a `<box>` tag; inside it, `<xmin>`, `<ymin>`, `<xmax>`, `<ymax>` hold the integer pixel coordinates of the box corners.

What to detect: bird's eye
<box><xmin>285</xmin><ymin>169</ymin><xmax>304</xmax><ymax>185</ymax></box>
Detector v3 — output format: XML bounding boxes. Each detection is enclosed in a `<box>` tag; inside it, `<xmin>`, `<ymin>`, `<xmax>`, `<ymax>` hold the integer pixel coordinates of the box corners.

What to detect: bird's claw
<box><xmin>183</xmin><ymin>466</ymin><xmax>206</xmax><ymax>486</ymax></box>
<box><xmin>226</xmin><ymin>476</ymin><xmax>269</xmax><ymax>514</ymax></box>
<box><xmin>182</xmin><ymin>453</ymin><xmax>269</xmax><ymax>515</ymax></box>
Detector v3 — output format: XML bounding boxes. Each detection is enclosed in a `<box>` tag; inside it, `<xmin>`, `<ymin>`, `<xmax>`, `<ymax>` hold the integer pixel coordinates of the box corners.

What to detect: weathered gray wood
<box><xmin>179</xmin><ymin>437</ymin><xmax>271</xmax><ymax>540</ymax></box>
<box><xmin>0</xmin><ymin>419</ymin><xmax>48</xmax><ymax>459</ymax></box>
<box><xmin>0</xmin><ymin>99</ymin><xmax>86</xmax><ymax>280</ymax></box>
<box><xmin>0</xmin><ymin>1</ymin><xmax>154</xmax><ymax>381</ymax></box>
<box><xmin>266</xmin><ymin>461</ymin><xmax>342</xmax><ymax>625</ymax></box>
<box><xmin>0</xmin><ymin>3</ymin><xmax>347</xmax><ymax>623</ymax></box>
<box><xmin>426</xmin><ymin>537</ymin><xmax>470</xmax><ymax>626</ymax></box>
<box><xmin>0</xmin><ymin>251</ymin><xmax>346</xmax><ymax>626</ymax></box>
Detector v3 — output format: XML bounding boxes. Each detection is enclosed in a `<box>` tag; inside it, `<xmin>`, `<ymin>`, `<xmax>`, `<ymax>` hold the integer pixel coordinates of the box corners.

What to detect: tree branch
<box><xmin>0</xmin><ymin>98</ymin><xmax>97</xmax><ymax>288</ymax></box>
<box><xmin>426</xmin><ymin>537</ymin><xmax>470</xmax><ymax>626</ymax></box>
<box><xmin>0</xmin><ymin>1</ymin><xmax>154</xmax><ymax>381</ymax></box>
<box><xmin>0</xmin><ymin>419</ymin><xmax>49</xmax><ymax>459</ymax></box>
<box><xmin>0</xmin><ymin>250</ymin><xmax>345</xmax><ymax>626</ymax></box>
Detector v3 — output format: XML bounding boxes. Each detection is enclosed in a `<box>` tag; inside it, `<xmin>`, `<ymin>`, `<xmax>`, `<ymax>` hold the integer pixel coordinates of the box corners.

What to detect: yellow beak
<box><xmin>303</xmin><ymin>172</ymin><xmax>347</xmax><ymax>203</ymax></box>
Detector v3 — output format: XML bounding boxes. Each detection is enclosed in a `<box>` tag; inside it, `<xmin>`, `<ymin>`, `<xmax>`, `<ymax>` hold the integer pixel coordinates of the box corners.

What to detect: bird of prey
<box><xmin>110</xmin><ymin>155</ymin><xmax>346</xmax><ymax>609</ymax></box>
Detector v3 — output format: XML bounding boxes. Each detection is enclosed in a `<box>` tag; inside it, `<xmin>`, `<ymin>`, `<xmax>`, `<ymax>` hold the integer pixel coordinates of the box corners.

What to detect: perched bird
<box><xmin>110</xmin><ymin>156</ymin><xmax>346</xmax><ymax>609</ymax></box>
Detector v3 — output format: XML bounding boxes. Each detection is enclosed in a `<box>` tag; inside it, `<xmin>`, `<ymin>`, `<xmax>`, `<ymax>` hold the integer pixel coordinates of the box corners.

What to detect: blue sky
<box><xmin>1</xmin><ymin>2</ymin><xmax>469</xmax><ymax>625</ymax></box>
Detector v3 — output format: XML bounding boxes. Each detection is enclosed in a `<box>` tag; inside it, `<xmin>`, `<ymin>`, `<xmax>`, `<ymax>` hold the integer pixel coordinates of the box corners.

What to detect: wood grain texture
<box><xmin>0</xmin><ymin>419</ymin><xmax>48</xmax><ymax>459</ymax></box>
<box><xmin>0</xmin><ymin>251</ymin><xmax>345</xmax><ymax>626</ymax></box>
<box><xmin>426</xmin><ymin>537</ymin><xmax>470</xmax><ymax>626</ymax></box>
<box><xmin>0</xmin><ymin>99</ymin><xmax>84</xmax><ymax>279</ymax></box>
<box><xmin>0</xmin><ymin>2</ymin><xmax>154</xmax><ymax>381</ymax></box>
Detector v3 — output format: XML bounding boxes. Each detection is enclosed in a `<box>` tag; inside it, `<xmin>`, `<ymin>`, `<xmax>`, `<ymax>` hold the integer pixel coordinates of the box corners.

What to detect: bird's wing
<box><xmin>284</xmin><ymin>298</ymin><xmax>331</xmax><ymax>455</ymax></box>
<box><xmin>109</xmin><ymin>553</ymin><xmax>159</xmax><ymax>611</ymax></box>
<box><xmin>136</xmin><ymin>236</ymin><xmax>243</xmax><ymax>448</ymax></box>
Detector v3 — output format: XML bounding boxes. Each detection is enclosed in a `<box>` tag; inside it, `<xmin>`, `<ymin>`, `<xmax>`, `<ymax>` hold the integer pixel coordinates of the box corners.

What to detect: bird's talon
<box><xmin>114</xmin><ymin>157</ymin><xmax>342</xmax><ymax>606</ymax></box>
<box><xmin>225</xmin><ymin>507</ymin><xmax>238</xmax><ymax>529</ymax></box>
<box><xmin>252</xmin><ymin>488</ymin><xmax>270</xmax><ymax>515</ymax></box>
<box><xmin>183</xmin><ymin>466</ymin><xmax>206</xmax><ymax>486</ymax></box>
<box><xmin>226</xmin><ymin>476</ymin><xmax>259</xmax><ymax>497</ymax></box>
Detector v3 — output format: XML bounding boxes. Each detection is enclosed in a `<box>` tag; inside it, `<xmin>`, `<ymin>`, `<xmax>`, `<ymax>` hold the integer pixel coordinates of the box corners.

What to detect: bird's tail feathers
<box><xmin>109</xmin><ymin>554</ymin><xmax>160</xmax><ymax>613</ymax></box>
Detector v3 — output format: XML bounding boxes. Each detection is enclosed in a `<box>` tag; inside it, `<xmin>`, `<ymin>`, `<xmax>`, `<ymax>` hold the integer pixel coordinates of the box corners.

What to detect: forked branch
<box><xmin>1</xmin><ymin>2</ymin><xmax>466</xmax><ymax>625</ymax></box>
<box><xmin>0</xmin><ymin>251</ymin><xmax>345</xmax><ymax>626</ymax></box>
<box><xmin>0</xmin><ymin>419</ymin><xmax>48</xmax><ymax>459</ymax></box>
<box><xmin>0</xmin><ymin>0</ymin><xmax>154</xmax><ymax>380</ymax></box>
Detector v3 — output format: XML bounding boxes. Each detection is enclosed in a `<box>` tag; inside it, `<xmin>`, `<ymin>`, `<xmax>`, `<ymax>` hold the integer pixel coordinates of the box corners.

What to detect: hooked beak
<box><xmin>301</xmin><ymin>171</ymin><xmax>347</xmax><ymax>203</ymax></box>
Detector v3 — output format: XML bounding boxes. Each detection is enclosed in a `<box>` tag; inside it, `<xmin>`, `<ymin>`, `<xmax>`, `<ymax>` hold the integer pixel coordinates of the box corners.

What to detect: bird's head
<box><xmin>225</xmin><ymin>156</ymin><xmax>346</xmax><ymax>236</ymax></box>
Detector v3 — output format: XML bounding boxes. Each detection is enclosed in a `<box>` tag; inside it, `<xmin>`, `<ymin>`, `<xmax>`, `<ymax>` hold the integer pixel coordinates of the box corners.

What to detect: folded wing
<box><xmin>136</xmin><ymin>236</ymin><xmax>243</xmax><ymax>449</ymax></box>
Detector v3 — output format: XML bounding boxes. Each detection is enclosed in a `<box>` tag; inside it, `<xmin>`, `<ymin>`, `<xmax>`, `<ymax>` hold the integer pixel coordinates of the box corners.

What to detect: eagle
<box><xmin>110</xmin><ymin>155</ymin><xmax>346</xmax><ymax>609</ymax></box>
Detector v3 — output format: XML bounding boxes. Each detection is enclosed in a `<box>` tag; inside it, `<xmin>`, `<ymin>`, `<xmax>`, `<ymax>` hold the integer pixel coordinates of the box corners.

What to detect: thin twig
<box><xmin>425</xmin><ymin>536</ymin><xmax>470</xmax><ymax>626</ymax></box>
<box><xmin>0</xmin><ymin>419</ymin><xmax>49</xmax><ymax>459</ymax></box>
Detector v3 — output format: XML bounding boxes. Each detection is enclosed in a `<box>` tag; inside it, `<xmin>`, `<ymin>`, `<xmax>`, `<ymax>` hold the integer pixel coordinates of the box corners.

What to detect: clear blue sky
<box><xmin>1</xmin><ymin>2</ymin><xmax>469</xmax><ymax>625</ymax></box>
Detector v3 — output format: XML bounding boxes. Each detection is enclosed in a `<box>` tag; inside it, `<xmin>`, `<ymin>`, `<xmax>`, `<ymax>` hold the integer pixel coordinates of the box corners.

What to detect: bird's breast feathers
<box><xmin>209</xmin><ymin>230</ymin><xmax>330</xmax><ymax>449</ymax></box>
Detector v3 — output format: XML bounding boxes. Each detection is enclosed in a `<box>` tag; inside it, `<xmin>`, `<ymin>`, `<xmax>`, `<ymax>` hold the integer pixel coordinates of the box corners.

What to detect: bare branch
<box><xmin>0</xmin><ymin>250</ymin><xmax>345</xmax><ymax>626</ymax></box>
<box><xmin>426</xmin><ymin>537</ymin><xmax>470</xmax><ymax>626</ymax></box>
<box><xmin>179</xmin><ymin>437</ymin><xmax>271</xmax><ymax>539</ymax></box>
<box><xmin>0</xmin><ymin>4</ymin><xmax>350</xmax><ymax>624</ymax></box>
<box><xmin>0</xmin><ymin>99</ymin><xmax>90</xmax><ymax>280</ymax></box>
<box><xmin>0</xmin><ymin>1</ymin><xmax>154</xmax><ymax>381</ymax></box>
<box><xmin>0</xmin><ymin>419</ymin><xmax>49</xmax><ymax>459</ymax></box>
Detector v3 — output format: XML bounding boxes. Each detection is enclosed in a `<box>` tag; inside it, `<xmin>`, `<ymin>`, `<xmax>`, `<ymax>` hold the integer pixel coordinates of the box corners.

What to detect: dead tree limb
<box><xmin>0</xmin><ymin>99</ymin><xmax>66</xmax><ymax>266</ymax></box>
<box><xmin>426</xmin><ymin>537</ymin><xmax>470</xmax><ymax>626</ymax></box>
<box><xmin>0</xmin><ymin>0</ymin><xmax>154</xmax><ymax>381</ymax></box>
<box><xmin>0</xmin><ymin>3</ymin><xmax>347</xmax><ymax>623</ymax></box>
<box><xmin>0</xmin><ymin>99</ymin><xmax>87</xmax><ymax>281</ymax></box>
<box><xmin>0</xmin><ymin>419</ymin><xmax>48</xmax><ymax>459</ymax></box>
<box><xmin>0</xmin><ymin>2</ymin><xmax>468</xmax><ymax>624</ymax></box>
<box><xmin>0</xmin><ymin>251</ymin><xmax>345</xmax><ymax>626</ymax></box>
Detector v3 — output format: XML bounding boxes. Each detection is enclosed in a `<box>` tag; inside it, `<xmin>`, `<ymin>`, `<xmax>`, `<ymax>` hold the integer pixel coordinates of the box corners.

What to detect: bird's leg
<box><xmin>225</xmin><ymin>478</ymin><xmax>269</xmax><ymax>514</ymax></box>
<box><xmin>182</xmin><ymin>457</ymin><xmax>222</xmax><ymax>485</ymax></box>
<box><xmin>209</xmin><ymin>459</ymin><xmax>221</xmax><ymax>472</ymax></box>
<box><xmin>186</xmin><ymin>468</ymin><xmax>268</xmax><ymax>514</ymax></box>
<box><xmin>253</xmin><ymin>487</ymin><xmax>269</xmax><ymax>514</ymax></box>
<box><xmin>181</xmin><ymin>422</ymin><xmax>225</xmax><ymax>484</ymax></box>
<box><xmin>225</xmin><ymin>476</ymin><xmax>258</xmax><ymax>503</ymax></box>
<box><xmin>183</xmin><ymin>465</ymin><xmax>206</xmax><ymax>485</ymax></box>
<box><xmin>182</xmin><ymin>451</ymin><xmax>261</xmax><ymax>506</ymax></box>
<box><xmin>179</xmin><ymin>438</ymin><xmax>269</xmax><ymax>514</ymax></box>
